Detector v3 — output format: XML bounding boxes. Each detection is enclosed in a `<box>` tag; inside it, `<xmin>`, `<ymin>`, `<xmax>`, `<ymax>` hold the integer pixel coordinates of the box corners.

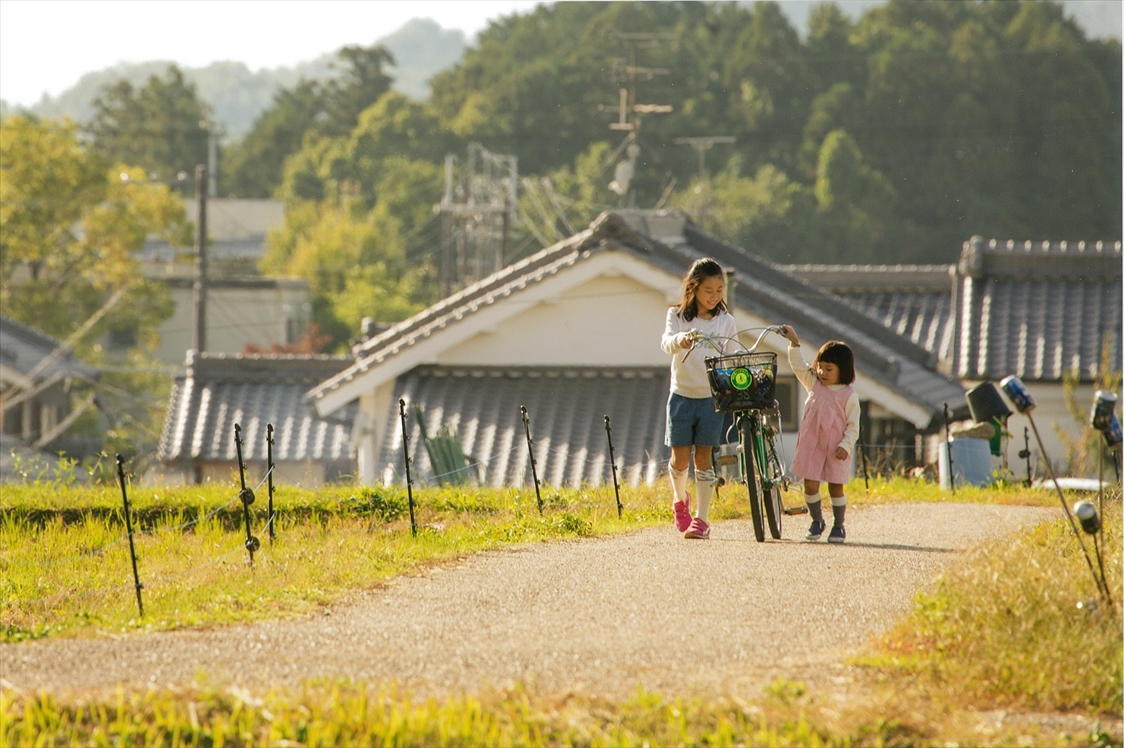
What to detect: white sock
<box><xmin>668</xmin><ymin>463</ymin><xmax>689</xmax><ymax>504</ymax></box>
<box><xmin>696</xmin><ymin>467</ymin><xmax>717</xmax><ymax>521</ymax></box>
<box><xmin>831</xmin><ymin>494</ymin><xmax>847</xmax><ymax>507</ymax></box>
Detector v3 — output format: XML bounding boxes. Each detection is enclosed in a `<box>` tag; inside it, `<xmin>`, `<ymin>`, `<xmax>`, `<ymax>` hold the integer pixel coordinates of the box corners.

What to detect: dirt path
<box><xmin>1</xmin><ymin>503</ymin><xmax>1054</xmax><ymax>699</ymax></box>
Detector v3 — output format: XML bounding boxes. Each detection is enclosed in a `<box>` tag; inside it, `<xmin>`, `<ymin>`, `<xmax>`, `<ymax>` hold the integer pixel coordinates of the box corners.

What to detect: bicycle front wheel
<box><xmin>740</xmin><ymin>417</ymin><xmax>766</xmax><ymax>543</ymax></box>
<box><xmin>762</xmin><ymin>430</ymin><xmax>783</xmax><ymax>539</ymax></box>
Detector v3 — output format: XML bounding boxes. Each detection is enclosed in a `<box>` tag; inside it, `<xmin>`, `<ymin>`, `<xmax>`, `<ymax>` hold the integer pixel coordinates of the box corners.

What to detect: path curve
<box><xmin>1</xmin><ymin>503</ymin><xmax>1054</xmax><ymax>698</ymax></box>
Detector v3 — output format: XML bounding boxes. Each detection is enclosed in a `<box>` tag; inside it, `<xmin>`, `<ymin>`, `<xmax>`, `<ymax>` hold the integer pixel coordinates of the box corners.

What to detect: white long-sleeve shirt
<box><xmin>788</xmin><ymin>343</ymin><xmax>861</xmax><ymax>457</ymax></box>
<box><xmin>660</xmin><ymin>307</ymin><xmax>738</xmax><ymax>399</ymax></box>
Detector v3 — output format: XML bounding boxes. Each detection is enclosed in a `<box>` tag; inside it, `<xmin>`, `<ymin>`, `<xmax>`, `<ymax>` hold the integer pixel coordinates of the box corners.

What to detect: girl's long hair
<box><xmin>673</xmin><ymin>257</ymin><xmax>727</xmax><ymax>321</ymax></box>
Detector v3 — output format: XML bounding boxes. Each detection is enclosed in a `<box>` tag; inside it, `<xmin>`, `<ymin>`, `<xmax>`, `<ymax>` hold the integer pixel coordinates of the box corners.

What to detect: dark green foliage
<box><xmin>86</xmin><ymin>66</ymin><xmax>213</xmax><ymax>192</ymax></box>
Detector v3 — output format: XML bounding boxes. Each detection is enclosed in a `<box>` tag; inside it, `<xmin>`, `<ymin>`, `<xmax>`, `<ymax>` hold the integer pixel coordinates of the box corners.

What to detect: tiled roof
<box><xmin>0</xmin><ymin>314</ymin><xmax>99</xmax><ymax>383</ymax></box>
<box><xmin>953</xmin><ymin>237</ymin><xmax>1122</xmax><ymax>382</ymax></box>
<box><xmin>781</xmin><ymin>265</ymin><xmax>955</xmax><ymax>363</ymax></box>
<box><xmin>310</xmin><ymin>211</ymin><xmax>968</xmax><ymax>430</ymax></box>
<box><xmin>158</xmin><ymin>352</ymin><xmax>354</xmax><ymax>463</ymax></box>
<box><xmin>382</xmin><ymin>366</ymin><xmax>668</xmax><ymax>488</ymax></box>
<box><xmin>629</xmin><ymin>212</ymin><xmax>969</xmax><ymax>428</ymax></box>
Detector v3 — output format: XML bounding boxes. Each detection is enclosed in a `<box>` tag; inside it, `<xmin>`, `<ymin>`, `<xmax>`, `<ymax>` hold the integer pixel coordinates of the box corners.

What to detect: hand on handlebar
<box><xmin>779</xmin><ymin>325</ymin><xmax>799</xmax><ymax>346</ymax></box>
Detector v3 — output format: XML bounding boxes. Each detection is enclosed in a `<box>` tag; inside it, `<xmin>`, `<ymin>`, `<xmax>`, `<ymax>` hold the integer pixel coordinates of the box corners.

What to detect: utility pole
<box><xmin>193</xmin><ymin>163</ymin><xmax>208</xmax><ymax>354</ymax></box>
<box><xmin>600</xmin><ymin>31</ymin><xmax>674</xmax><ymax>206</ymax></box>
<box><xmin>673</xmin><ymin>136</ymin><xmax>736</xmax><ymax>182</ymax></box>
<box><xmin>673</xmin><ymin>136</ymin><xmax>736</xmax><ymax>228</ymax></box>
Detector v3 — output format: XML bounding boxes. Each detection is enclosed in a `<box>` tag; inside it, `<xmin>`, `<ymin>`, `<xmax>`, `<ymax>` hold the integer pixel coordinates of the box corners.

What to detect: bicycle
<box><xmin>688</xmin><ymin>325</ymin><xmax>803</xmax><ymax>542</ymax></box>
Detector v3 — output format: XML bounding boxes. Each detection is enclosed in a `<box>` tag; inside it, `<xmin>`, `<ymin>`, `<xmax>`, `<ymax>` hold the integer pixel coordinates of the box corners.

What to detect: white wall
<box><xmin>155</xmin><ymin>281</ymin><xmax>311</xmax><ymax>365</ymax></box>
<box><xmin>438</xmin><ymin>273</ymin><xmax>676</xmax><ymax>367</ymax></box>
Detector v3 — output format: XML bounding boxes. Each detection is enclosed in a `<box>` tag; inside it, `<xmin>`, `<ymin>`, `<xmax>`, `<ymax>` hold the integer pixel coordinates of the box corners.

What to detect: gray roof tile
<box><xmin>0</xmin><ymin>314</ymin><xmax>99</xmax><ymax>383</ymax></box>
<box><xmin>383</xmin><ymin>366</ymin><xmax>668</xmax><ymax>488</ymax></box>
<box><xmin>158</xmin><ymin>352</ymin><xmax>354</xmax><ymax>464</ymax></box>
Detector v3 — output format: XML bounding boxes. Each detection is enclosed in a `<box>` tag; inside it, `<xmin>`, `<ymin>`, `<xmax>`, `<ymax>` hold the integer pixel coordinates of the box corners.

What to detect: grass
<box><xmin>2</xmin><ymin>476</ymin><xmax>1121</xmax><ymax>745</ymax></box>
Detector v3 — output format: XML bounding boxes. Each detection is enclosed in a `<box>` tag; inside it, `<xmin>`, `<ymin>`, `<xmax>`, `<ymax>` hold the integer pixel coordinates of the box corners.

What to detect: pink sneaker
<box><xmin>673</xmin><ymin>493</ymin><xmax>692</xmax><ymax>532</ymax></box>
<box><xmin>684</xmin><ymin>517</ymin><xmax>710</xmax><ymax>539</ymax></box>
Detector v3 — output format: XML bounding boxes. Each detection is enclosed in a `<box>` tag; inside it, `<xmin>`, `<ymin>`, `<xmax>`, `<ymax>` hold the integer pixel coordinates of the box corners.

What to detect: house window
<box><xmin>775</xmin><ymin>377</ymin><xmax>798</xmax><ymax>431</ymax></box>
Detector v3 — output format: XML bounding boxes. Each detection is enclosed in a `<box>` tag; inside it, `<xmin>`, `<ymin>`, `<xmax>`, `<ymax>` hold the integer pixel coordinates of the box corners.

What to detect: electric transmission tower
<box><xmin>435</xmin><ymin>143</ymin><xmax>518</xmax><ymax>295</ymax></box>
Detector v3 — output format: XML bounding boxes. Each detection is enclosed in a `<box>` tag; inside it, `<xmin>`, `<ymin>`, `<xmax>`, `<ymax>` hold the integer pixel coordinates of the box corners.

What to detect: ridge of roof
<box><xmin>959</xmin><ymin>236</ymin><xmax>1123</xmax><ymax>278</ymax></box>
<box><xmin>0</xmin><ymin>313</ymin><xmax>100</xmax><ymax>380</ymax></box>
<box><xmin>182</xmin><ymin>350</ymin><xmax>352</xmax><ymax>382</ymax></box>
<box><xmin>307</xmin><ymin>212</ymin><xmax>672</xmax><ymax>403</ymax></box>
<box><xmin>781</xmin><ymin>264</ymin><xmax>954</xmax><ymax>292</ymax></box>
<box><xmin>0</xmin><ymin>313</ymin><xmax>66</xmax><ymax>356</ymax></box>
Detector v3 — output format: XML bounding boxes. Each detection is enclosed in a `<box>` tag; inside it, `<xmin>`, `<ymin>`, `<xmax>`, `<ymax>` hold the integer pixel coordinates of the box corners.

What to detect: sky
<box><xmin>0</xmin><ymin>0</ymin><xmax>545</xmax><ymax>107</ymax></box>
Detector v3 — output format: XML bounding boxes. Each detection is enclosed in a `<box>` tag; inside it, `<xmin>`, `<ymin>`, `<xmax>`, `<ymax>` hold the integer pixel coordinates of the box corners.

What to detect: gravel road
<box><xmin>1</xmin><ymin>502</ymin><xmax>1054</xmax><ymax>699</ymax></box>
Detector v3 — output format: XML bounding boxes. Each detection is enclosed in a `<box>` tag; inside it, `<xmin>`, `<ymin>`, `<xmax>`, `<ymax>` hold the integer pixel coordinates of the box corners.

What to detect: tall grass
<box><xmin>867</xmin><ymin>497</ymin><xmax>1122</xmax><ymax>716</ymax></box>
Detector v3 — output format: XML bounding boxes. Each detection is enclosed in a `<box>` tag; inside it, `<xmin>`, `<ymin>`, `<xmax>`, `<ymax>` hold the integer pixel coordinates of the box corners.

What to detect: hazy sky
<box><xmin>0</xmin><ymin>0</ymin><xmax>544</xmax><ymax>106</ymax></box>
<box><xmin>2</xmin><ymin>0</ymin><xmax>1117</xmax><ymax>108</ymax></box>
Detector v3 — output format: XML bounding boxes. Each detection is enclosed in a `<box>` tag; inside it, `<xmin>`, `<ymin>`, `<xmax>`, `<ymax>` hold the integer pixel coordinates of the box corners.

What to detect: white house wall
<box><xmin>437</xmin><ymin>273</ymin><xmax>676</xmax><ymax>367</ymax></box>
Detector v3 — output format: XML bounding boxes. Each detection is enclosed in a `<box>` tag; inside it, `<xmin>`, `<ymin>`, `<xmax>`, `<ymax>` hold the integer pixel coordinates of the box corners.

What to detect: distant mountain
<box><xmin>3</xmin><ymin>18</ymin><xmax>466</xmax><ymax>139</ymax></box>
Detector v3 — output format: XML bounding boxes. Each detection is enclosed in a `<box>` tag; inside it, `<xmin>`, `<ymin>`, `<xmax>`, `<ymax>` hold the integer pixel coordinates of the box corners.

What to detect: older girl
<box><xmin>660</xmin><ymin>258</ymin><xmax>737</xmax><ymax>539</ymax></box>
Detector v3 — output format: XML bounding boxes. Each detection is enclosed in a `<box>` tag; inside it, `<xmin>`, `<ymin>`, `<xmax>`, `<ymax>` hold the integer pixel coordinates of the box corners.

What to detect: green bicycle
<box><xmin>693</xmin><ymin>326</ymin><xmax>800</xmax><ymax>542</ymax></box>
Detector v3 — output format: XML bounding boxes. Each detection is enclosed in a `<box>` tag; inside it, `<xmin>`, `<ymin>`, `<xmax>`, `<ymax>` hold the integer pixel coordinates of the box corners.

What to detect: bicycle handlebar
<box><xmin>684</xmin><ymin>325</ymin><xmax>790</xmax><ymax>360</ymax></box>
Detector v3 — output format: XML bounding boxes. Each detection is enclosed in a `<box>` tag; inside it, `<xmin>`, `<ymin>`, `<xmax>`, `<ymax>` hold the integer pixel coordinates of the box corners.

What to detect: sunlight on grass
<box><xmin>865</xmin><ymin>495</ymin><xmax>1122</xmax><ymax>717</ymax></box>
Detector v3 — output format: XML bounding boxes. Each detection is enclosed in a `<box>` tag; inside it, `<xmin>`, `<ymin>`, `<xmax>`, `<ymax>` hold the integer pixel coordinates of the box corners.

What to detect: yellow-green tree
<box><xmin>1</xmin><ymin>115</ymin><xmax>191</xmax><ymax>461</ymax></box>
<box><xmin>1</xmin><ymin>115</ymin><xmax>189</xmax><ymax>345</ymax></box>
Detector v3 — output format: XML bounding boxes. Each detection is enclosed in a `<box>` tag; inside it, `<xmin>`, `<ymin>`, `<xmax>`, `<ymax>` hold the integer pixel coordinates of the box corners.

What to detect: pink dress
<box><xmin>791</xmin><ymin>382</ymin><xmax>854</xmax><ymax>484</ymax></box>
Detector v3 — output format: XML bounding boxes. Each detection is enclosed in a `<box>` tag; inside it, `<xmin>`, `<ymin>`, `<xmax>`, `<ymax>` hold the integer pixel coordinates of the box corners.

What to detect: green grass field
<box><xmin>2</xmin><ymin>476</ymin><xmax>1120</xmax><ymax>745</ymax></box>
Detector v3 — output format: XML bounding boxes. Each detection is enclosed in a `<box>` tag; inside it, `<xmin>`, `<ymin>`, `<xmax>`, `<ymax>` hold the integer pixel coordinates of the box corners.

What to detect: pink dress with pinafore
<box><xmin>791</xmin><ymin>381</ymin><xmax>854</xmax><ymax>484</ymax></box>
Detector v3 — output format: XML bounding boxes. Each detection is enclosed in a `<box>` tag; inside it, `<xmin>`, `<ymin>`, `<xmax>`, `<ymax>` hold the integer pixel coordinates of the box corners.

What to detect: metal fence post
<box><xmin>604</xmin><ymin>415</ymin><xmax>622</xmax><ymax>518</ymax></box>
<box><xmin>233</xmin><ymin>424</ymin><xmax>260</xmax><ymax>565</ymax></box>
<box><xmin>115</xmin><ymin>454</ymin><xmax>144</xmax><ymax>618</ymax></box>
<box><xmin>399</xmin><ymin>399</ymin><xmax>418</xmax><ymax>537</ymax></box>
<box><xmin>520</xmin><ymin>405</ymin><xmax>543</xmax><ymax>514</ymax></box>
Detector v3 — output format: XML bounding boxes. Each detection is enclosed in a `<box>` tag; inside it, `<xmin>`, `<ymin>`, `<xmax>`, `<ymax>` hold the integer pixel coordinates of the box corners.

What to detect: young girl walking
<box><xmin>660</xmin><ymin>258</ymin><xmax>738</xmax><ymax>539</ymax></box>
<box><xmin>781</xmin><ymin>325</ymin><xmax>859</xmax><ymax>543</ymax></box>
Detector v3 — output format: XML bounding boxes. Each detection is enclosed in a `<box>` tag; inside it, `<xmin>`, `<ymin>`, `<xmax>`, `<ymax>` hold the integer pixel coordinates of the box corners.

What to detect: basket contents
<box><xmin>705</xmin><ymin>352</ymin><xmax>777</xmax><ymax>412</ymax></box>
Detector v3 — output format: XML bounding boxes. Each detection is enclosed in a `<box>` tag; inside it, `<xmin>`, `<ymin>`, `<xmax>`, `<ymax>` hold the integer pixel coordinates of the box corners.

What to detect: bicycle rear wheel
<box><xmin>740</xmin><ymin>417</ymin><xmax>766</xmax><ymax>543</ymax></box>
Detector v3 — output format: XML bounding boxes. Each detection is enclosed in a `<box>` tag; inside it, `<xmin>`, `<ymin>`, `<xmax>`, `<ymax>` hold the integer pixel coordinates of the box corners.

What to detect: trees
<box><xmin>1</xmin><ymin>115</ymin><xmax>192</xmax><ymax>460</ymax></box>
<box><xmin>1</xmin><ymin>116</ymin><xmax>189</xmax><ymax>343</ymax></box>
<box><xmin>222</xmin><ymin>44</ymin><xmax>399</xmax><ymax>198</ymax></box>
<box><xmin>86</xmin><ymin>66</ymin><xmax>214</xmax><ymax>193</ymax></box>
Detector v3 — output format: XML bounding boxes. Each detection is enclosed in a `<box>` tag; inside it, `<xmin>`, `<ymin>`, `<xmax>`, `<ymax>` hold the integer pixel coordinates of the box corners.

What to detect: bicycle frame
<box><xmin>697</xmin><ymin>325</ymin><xmax>793</xmax><ymax>542</ymax></box>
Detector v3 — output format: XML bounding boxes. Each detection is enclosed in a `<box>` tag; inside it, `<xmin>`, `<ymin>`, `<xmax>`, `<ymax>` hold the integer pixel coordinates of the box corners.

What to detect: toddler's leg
<box><xmin>828</xmin><ymin>484</ymin><xmax>846</xmax><ymax>544</ymax></box>
<box><xmin>695</xmin><ymin>467</ymin><xmax>717</xmax><ymax>522</ymax></box>
<box><xmin>804</xmin><ymin>478</ymin><xmax>825</xmax><ymax>540</ymax></box>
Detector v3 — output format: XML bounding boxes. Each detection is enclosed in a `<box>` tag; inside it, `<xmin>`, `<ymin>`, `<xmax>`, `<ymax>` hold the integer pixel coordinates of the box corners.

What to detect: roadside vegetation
<box><xmin>2</xmin><ymin>478</ymin><xmax>1119</xmax><ymax>745</ymax></box>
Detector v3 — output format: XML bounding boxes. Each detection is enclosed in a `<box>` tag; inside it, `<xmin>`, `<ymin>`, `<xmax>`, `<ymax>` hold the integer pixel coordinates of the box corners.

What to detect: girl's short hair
<box><xmin>816</xmin><ymin>341</ymin><xmax>855</xmax><ymax>384</ymax></box>
<box><xmin>674</xmin><ymin>257</ymin><xmax>727</xmax><ymax>321</ymax></box>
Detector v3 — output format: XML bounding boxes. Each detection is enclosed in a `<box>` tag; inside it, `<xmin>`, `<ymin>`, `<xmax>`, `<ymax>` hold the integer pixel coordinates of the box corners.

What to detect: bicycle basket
<box><xmin>705</xmin><ymin>352</ymin><xmax>777</xmax><ymax>413</ymax></box>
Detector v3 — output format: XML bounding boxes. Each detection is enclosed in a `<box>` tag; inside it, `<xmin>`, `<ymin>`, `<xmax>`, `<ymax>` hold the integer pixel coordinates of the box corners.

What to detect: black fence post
<box><xmin>520</xmin><ymin>405</ymin><xmax>543</xmax><ymax>514</ymax></box>
<box><xmin>266</xmin><ymin>423</ymin><xmax>276</xmax><ymax>543</ymax></box>
<box><xmin>1019</xmin><ymin>426</ymin><xmax>1032</xmax><ymax>487</ymax></box>
<box><xmin>604</xmin><ymin>415</ymin><xmax>622</xmax><ymax>518</ymax></box>
<box><xmin>115</xmin><ymin>454</ymin><xmax>144</xmax><ymax>618</ymax></box>
<box><xmin>398</xmin><ymin>399</ymin><xmax>418</xmax><ymax>537</ymax></box>
<box><xmin>858</xmin><ymin>438</ymin><xmax>869</xmax><ymax>492</ymax></box>
<box><xmin>233</xmin><ymin>424</ymin><xmax>260</xmax><ymax>565</ymax></box>
<box><xmin>943</xmin><ymin>403</ymin><xmax>955</xmax><ymax>494</ymax></box>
